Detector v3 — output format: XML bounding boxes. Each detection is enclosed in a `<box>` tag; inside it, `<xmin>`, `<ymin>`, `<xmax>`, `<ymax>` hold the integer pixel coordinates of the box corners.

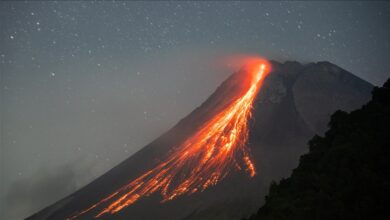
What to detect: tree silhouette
<box><xmin>246</xmin><ymin>79</ymin><xmax>390</xmax><ymax>220</ymax></box>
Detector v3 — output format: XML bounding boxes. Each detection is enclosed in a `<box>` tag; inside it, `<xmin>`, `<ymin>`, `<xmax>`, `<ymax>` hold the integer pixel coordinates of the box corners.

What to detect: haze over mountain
<box><xmin>27</xmin><ymin>61</ymin><xmax>373</xmax><ymax>220</ymax></box>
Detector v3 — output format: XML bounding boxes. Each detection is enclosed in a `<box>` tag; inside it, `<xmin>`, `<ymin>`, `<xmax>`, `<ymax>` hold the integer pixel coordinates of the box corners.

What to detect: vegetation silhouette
<box><xmin>246</xmin><ymin>79</ymin><xmax>390</xmax><ymax>220</ymax></box>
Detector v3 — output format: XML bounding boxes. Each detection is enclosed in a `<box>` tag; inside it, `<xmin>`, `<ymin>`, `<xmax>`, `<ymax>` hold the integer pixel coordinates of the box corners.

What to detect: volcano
<box><xmin>27</xmin><ymin>60</ymin><xmax>373</xmax><ymax>220</ymax></box>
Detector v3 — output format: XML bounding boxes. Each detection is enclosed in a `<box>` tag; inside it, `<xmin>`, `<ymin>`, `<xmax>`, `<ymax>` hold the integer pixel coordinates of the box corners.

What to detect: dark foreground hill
<box><xmin>27</xmin><ymin>61</ymin><xmax>373</xmax><ymax>220</ymax></box>
<box><xmin>246</xmin><ymin>79</ymin><xmax>390</xmax><ymax>220</ymax></box>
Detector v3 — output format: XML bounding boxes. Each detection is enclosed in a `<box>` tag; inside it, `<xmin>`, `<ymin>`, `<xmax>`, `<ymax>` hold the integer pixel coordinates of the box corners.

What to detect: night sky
<box><xmin>1</xmin><ymin>1</ymin><xmax>389</xmax><ymax>219</ymax></box>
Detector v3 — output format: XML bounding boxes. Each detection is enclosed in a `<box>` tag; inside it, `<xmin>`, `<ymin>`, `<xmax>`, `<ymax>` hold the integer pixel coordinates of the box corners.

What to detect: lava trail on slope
<box><xmin>68</xmin><ymin>60</ymin><xmax>270</xmax><ymax>219</ymax></box>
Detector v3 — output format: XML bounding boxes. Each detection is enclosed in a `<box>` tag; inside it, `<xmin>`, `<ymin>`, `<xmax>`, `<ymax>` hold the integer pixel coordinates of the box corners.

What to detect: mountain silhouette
<box><xmin>246</xmin><ymin>79</ymin><xmax>390</xmax><ymax>220</ymax></box>
<box><xmin>27</xmin><ymin>61</ymin><xmax>373</xmax><ymax>220</ymax></box>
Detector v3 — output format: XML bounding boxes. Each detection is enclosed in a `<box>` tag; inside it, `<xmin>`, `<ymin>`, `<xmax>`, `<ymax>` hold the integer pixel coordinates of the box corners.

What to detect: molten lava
<box><xmin>68</xmin><ymin>60</ymin><xmax>270</xmax><ymax>219</ymax></box>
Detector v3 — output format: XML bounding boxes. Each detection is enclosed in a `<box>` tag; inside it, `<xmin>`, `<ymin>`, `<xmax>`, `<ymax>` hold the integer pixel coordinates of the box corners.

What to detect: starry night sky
<box><xmin>1</xmin><ymin>1</ymin><xmax>389</xmax><ymax>219</ymax></box>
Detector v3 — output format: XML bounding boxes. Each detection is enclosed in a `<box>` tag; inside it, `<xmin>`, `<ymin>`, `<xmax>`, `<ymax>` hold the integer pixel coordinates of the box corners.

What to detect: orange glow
<box><xmin>68</xmin><ymin>58</ymin><xmax>270</xmax><ymax>219</ymax></box>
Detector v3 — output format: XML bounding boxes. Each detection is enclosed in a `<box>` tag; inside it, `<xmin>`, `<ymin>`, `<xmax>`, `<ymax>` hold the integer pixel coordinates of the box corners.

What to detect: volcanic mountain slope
<box><xmin>27</xmin><ymin>61</ymin><xmax>372</xmax><ymax>220</ymax></box>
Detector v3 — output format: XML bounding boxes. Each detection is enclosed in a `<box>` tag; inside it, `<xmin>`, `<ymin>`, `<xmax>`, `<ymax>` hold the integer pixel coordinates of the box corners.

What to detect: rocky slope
<box><xmin>27</xmin><ymin>61</ymin><xmax>373</xmax><ymax>220</ymax></box>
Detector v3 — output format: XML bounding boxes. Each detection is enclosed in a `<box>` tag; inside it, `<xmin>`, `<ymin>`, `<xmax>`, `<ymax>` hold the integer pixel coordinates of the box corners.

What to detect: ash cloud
<box><xmin>4</xmin><ymin>162</ymin><xmax>91</xmax><ymax>220</ymax></box>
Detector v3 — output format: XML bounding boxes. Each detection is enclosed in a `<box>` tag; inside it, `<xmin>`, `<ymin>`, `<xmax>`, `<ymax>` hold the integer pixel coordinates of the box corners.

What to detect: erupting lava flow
<box><xmin>68</xmin><ymin>60</ymin><xmax>270</xmax><ymax>219</ymax></box>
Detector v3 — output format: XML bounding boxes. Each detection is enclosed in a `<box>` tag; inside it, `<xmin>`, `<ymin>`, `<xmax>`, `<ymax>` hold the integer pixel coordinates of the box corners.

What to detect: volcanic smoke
<box><xmin>68</xmin><ymin>59</ymin><xmax>270</xmax><ymax>219</ymax></box>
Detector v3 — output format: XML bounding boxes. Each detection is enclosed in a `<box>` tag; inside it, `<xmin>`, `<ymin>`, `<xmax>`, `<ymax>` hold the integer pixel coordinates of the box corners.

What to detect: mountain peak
<box><xmin>27</xmin><ymin>60</ymin><xmax>373</xmax><ymax>220</ymax></box>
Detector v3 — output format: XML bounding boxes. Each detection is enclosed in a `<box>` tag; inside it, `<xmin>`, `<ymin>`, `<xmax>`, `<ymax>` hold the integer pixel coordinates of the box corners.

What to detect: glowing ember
<box><xmin>68</xmin><ymin>60</ymin><xmax>270</xmax><ymax>219</ymax></box>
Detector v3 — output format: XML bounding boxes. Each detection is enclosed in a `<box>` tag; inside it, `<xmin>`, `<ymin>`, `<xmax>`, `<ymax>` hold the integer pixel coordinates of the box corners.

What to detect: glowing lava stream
<box><xmin>68</xmin><ymin>61</ymin><xmax>270</xmax><ymax>219</ymax></box>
